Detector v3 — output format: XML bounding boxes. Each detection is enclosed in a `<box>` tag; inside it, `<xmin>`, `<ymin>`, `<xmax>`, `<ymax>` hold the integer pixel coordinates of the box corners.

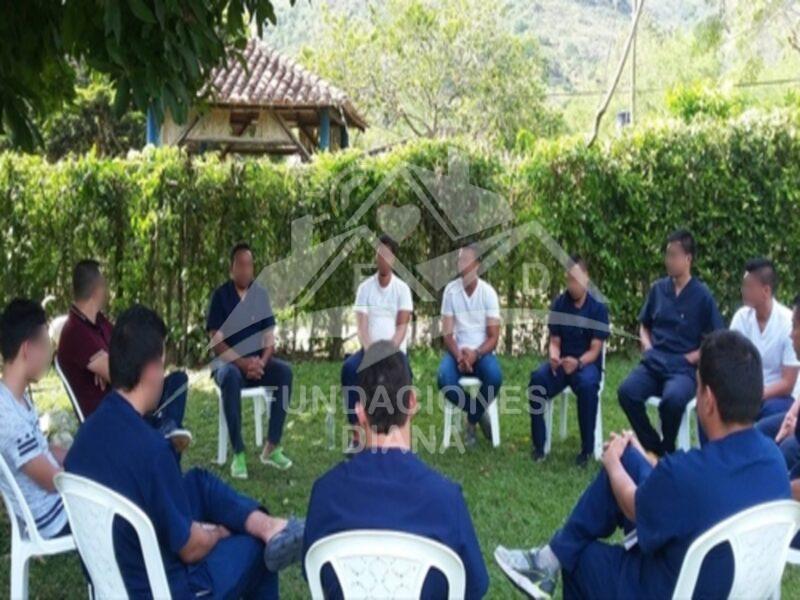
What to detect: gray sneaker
<box><xmin>494</xmin><ymin>545</ymin><xmax>557</xmax><ymax>599</ymax></box>
<box><xmin>264</xmin><ymin>516</ymin><xmax>305</xmax><ymax>571</ymax></box>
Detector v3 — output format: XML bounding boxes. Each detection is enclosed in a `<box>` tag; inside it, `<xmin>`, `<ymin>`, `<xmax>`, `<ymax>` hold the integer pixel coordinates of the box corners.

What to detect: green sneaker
<box><xmin>230</xmin><ymin>452</ymin><xmax>248</xmax><ymax>480</ymax></box>
<box><xmin>261</xmin><ymin>447</ymin><xmax>293</xmax><ymax>470</ymax></box>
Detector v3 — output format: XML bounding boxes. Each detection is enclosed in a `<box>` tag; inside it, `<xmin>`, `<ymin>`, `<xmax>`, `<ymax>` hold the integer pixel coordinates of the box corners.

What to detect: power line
<box><xmin>546</xmin><ymin>77</ymin><xmax>800</xmax><ymax>99</ymax></box>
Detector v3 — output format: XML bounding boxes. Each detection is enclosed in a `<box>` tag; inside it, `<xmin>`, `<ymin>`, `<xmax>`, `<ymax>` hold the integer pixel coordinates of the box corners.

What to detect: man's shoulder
<box><xmin>691</xmin><ymin>278</ymin><xmax>715</xmax><ymax>299</ymax></box>
<box><xmin>773</xmin><ymin>301</ymin><xmax>794</xmax><ymax>326</ymax></box>
<box><xmin>443</xmin><ymin>279</ymin><xmax>460</xmax><ymax>295</ymax></box>
<box><xmin>730</xmin><ymin>305</ymin><xmax>752</xmax><ymax>327</ymax></box>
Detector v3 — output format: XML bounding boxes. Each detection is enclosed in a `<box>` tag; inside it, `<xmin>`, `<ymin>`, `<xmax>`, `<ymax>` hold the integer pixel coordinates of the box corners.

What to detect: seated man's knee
<box><xmin>437</xmin><ymin>358</ymin><xmax>459</xmax><ymax>389</ymax></box>
<box><xmin>219</xmin><ymin>363</ymin><xmax>242</xmax><ymax>387</ymax></box>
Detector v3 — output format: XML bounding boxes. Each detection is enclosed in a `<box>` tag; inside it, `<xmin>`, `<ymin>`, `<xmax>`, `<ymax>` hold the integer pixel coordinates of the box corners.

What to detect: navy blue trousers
<box><xmin>341</xmin><ymin>348</ymin><xmax>412</xmax><ymax>426</ymax></box>
<box><xmin>437</xmin><ymin>352</ymin><xmax>503</xmax><ymax>424</ymax></box>
<box><xmin>618</xmin><ymin>361</ymin><xmax>696</xmax><ymax>455</ymax></box>
<box><xmin>213</xmin><ymin>358</ymin><xmax>293</xmax><ymax>453</ymax></box>
<box><xmin>550</xmin><ymin>447</ymin><xmax>652</xmax><ymax>599</ymax></box>
<box><xmin>150</xmin><ymin>371</ymin><xmax>188</xmax><ymax>429</ymax></box>
<box><xmin>528</xmin><ymin>362</ymin><xmax>601</xmax><ymax>455</ymax></box>
<box><xmin>183</xmin><ymin>469</ymin><xmax>278</xmax><ymax>599</ymax></box>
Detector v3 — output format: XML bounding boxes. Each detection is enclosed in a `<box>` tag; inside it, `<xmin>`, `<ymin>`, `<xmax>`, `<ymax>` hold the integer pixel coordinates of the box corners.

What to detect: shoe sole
<box><xmin>494</xmin><ymin>548</ymin><xmax>553</xmax><ymax>600</ymax></box>
<box><xmin>230</xmin><ymin>471</ymin><xmax>248</xmax><ymax>479</ymax></box>
<box><xmin>166</xmin><ymin>431</ymin><xmax>193</xmax><ymax>453</ymax></box>
<box><xmin>260</xmin><ymin>456</ymin><xmax>293</xmax><ymax>470</ymax></box>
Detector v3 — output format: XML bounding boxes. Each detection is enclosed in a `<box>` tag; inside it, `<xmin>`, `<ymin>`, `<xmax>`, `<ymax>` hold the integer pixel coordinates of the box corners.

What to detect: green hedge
<box><xmin>2</xmin><ymin>110</ymin><xmax>799</xmax><ymax>364</ymax></box>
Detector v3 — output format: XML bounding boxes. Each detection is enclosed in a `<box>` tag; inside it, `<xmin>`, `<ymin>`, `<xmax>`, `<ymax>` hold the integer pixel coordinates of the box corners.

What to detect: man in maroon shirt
<box><xmin>57</xmin><ymin>260</ymin><xmax>190</xmax><ymax>450</ymax></box>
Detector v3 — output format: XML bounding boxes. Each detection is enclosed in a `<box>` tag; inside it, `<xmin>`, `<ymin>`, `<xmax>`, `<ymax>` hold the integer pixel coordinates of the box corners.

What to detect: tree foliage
<box><xmin>299</xmin><ymin>0</ymin><xmax>562</xmax><ymax>150</ymax></box>
<box><xmin>0</xmin><ymin>0</ymin><xmax>289</xmax><ymax>151</ymax></box>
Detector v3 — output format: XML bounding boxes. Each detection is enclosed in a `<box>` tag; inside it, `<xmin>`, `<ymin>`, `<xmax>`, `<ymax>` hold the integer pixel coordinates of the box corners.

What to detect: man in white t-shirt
<box><xmin>730</xmin><ymin>259</ymin><xmax>800</xmax><ymax>417</ymax></box>
<box><xmin>0</xmin><ymin>299</ymin><xmax>69</xmax><ymax>540</ymax></box>
<box><xmin>341</xmin><ymin>234</ymin><xmax>413</xmax><ymax>452</ymax></box>
<box><xmin>437</xmin><ymin>243</ymin><xmax>503</xmax><ymax>447</ymax></box>
<box><xmin>731</xmin><ymin>259</ymin><xmax>800</xmax><ymax>470</ymax></box>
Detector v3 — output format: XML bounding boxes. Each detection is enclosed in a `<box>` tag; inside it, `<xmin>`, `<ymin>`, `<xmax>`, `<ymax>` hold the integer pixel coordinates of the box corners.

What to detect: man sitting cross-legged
<box><xmin>495</xmin><ymin>330</ymin><xmax>790</xmax><ymax>599</ymax></box>
<box><xmin>66</xmin><ymin>305</ymin><xmax>304</xmax><ymax>599</ymax></box>
<box><xmin>341</xmin><ymin>234</ymin><xmax>413</xmax><ymax>454</ymax></box>
<box><xmin>304</xmin><ymin>340</ymin><xmax>489</xmax><ymax>599</ymax></box>
<box><xmin>0</xmin><ymin>299</ymin><xmax>69</xmax><ymax>540</ymax></box>
<box><xmin>528</xmin><ymin>255</ymin><xmax>609</xmax><ymax>466</ymax></box>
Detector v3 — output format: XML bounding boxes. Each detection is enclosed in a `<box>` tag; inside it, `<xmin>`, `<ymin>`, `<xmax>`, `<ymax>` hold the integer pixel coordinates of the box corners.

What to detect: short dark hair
<box><xmin>378</xmin><ymin>234</ymin><xmax>399</xmax><ymax>257</ymax></box>
<box><xmin>744</xmin><ymin>257</ymin><xmax>778</xmax><ymax>292</ymax></box>
<box><xmin>230</xmin><ymin>242</ymin><xmax>252</xmax><ymax>264</ymax></box>
<box><xmin>109</xmin><ymin>305</ymin><xmax>167</xmax><ymax>391</ymax></box>
<box><xmin>356</xmin><ymin>340</ymin><xmax>412</xmax><ymax>434</ymax></box>
<box><xmin>568</xmin><ymin>254</ymin><xmax>587</xmax><ymax>271</ymax></box>
<box><xmin>698</xmin><ymin>330</ymin><xmax>763</xmax><ymax>425</ymax></box>
<box><xmin>73</xmin><ymin>259</ymin><xmax>103</xmax><ymax>301</ymax></box>
<box><xmin>0</xmin><ymin>299</ymin><xmax>47</xmax><ymax>362</ymax></box>
<box><xmin>666</xmin><ymin>229</ymin><xmax>695</xmax><ymax>258</ymax></box>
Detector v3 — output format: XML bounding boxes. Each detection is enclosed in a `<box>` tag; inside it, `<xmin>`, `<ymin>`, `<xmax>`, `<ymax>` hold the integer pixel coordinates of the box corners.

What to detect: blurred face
<box><xmin>93</xmin><ymin>273</ymin><xmax>109</xmax><ymax>311</ymax></box>
<box><xmin>376</xmin><ymin>243</ymin><xmax>395</xmax><ymax>275</ymax></box>
<box><xmin>741</xmin><ymin>270</ymin><xmax>770</xmax><ymax>309</ymax></box>
<box><xmin>457</xmin><ymin>247</ymin><xmax>479</xmax><ymax>284</ymax></box>
<box><xmin>566</xmin><ymin>263</ymin><xmax>588</xmax><ymax>301</ymax></box>
<box><xmin>230</xmin><ymin>249</ymin><xmax>255</xmax><ymax>290</ymax></box>
<box><xmin>139</xmin><ymin>350</ymin><xmax>166</xmax><ymax>412</ymax></box>
<box><xmin>665</xmin><ymin>241</ymin><xmax>692</xmax><ymax>278</ymax></box>
<box><xmin>792</xmin><ymin>307</ymin><xmax>800</xmax><ymax>358</ymax></box>
<box><xmin>21</xmin><ymin>325</ymin><xmax>52</xmax><ymax>383</ymax></box>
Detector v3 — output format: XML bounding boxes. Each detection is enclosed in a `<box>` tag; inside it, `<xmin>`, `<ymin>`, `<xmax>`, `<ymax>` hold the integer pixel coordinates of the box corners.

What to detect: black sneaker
<box><xmin>531</xmin><ymin>448</ymin><xmax>546</xmax><ymax>462</ymax></box>
<box><xmin>494</xmin><ymin>545</ymin><xmax>557</xmax><ymax>599</ymax></box>
<box><xmin>574</xmin><ymin>452</ymin><xmax>590</xmax><ymax>468</ymax></box>
<box><xmin>478</xmin><ymin>409</ymin><xmax>493</xmax><ymax>441</ymax></box>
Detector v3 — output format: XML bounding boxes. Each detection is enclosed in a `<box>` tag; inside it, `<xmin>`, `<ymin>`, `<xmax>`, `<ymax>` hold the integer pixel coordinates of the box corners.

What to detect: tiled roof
<box><xmin>204</xmin><ymin>39</ymin><xmax>367</xmax><ymax>129</ymax></box>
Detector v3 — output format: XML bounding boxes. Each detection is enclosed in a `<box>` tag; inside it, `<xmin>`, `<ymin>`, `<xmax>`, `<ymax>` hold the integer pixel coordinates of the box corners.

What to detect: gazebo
<box><xmin>151</xmin><ymin>39</ymin><xmax>367</xmax><ymax>159</ymax></box>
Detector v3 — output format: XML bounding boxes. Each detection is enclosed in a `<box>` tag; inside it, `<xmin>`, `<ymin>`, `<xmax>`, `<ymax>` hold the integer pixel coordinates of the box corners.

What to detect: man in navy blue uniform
<box><xmin>207</xmin><ymin>242</ymin><xmax>294</xmax><ymax>479</ymax></box>
<box><xmin>528</xmin><ymin>256</ymin><xmax>609</xmax><ymax>466</ymax></box>
<box><xmin>618</xmin><ymin>229</ymin><xmax>724</xmax><ymax>455</ymax></box>
<box><xmin>303</xmin><ymin>340</ymin><xmax>489</xmax><ymax>599</ymax></box>
<box><xmin>496</xmin><ymin>330</ymin><xmax>791</xmax><ymax>599</ymax></box>
<box><xmin>66</xmin><ymin>305</ymin><xmax>303</xmax><ymax>599</ymax></box>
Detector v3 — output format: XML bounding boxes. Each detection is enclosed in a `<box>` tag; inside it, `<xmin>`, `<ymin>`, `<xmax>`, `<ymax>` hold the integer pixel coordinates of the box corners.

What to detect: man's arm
<box><xmin>764</xmin><ymin>366</ymin><xmax>800</xmax><ymax>401</ymax></box>
<box><xmin>776</xmin><ymin>397</ymin><xmax>800</xmax><ymax>443</ymax></box>
<box><xmin>684</xmin><ymin>349</ymin><xmax>701</xmax><ymax>366</ymax></box>
<box><xmin>549</xmin><ymin>336</ymin><xmax>562</xmax><ymax>372</ymax></box>
<box><xmin>209</xmin><ymin>329</ymin><xmax>259</xmax><ymax>378</ymax></box>
<box><xmin>356</xmin><ymin>312</ymin><xmax>372</xmax><ymax>349</ymax></box>
<box><xmin>579</xmin><ymin>338</ymin><xmax>603</xmax><ymax>366</ymax></box>
<box><xmin>259</xmin><ymin>328</ymin><xmax>275</xmax><ymax>367</ymax></box>
<box><xmin>86</xmin><ymin>350</ymin><xmax>110</xmax><ymax>388</ymax></box>
<box><xmin>602</xmin><ymin>434</ymin><xmax>637</xmax><ymax>521</ymax></box>
<box><xmin>442</xmin><ymin>315</ymin><xmax>460</xmax><ymax>358</ymax></box>
<box><xmin>639</xmin><ymin>325</ymin><xmax>653</xmax><ymax>352</ymax></box>
<box><xmin>178</xmin><ymin>522</ymin><xmax>231</xmax><ymax>564</ymax></box>
<box><xmin>392</xmin><ymin>310</ymin><xmax>412</xmax><ymax>349</ymax></box>
<box><xmin>21</xmin><ymin>454</ymin><xmax>61</xmax><ymax>493</ymax></box>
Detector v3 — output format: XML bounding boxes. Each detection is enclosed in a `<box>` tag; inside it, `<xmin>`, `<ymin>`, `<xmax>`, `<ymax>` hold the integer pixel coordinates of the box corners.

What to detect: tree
<box><xmin>0</xmin><ymin>0</ymin><xmax>290</xmax><ymax>151</ymax></box>
<box><xmin>300</xmin><ymin>0</ymin><xmax>562</xmax><ymax>150</ymax></box>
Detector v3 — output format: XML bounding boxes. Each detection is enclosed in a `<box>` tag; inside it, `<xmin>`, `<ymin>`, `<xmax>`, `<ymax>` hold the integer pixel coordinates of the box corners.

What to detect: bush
<box><xmin>2</xmin><ymin>110</ymin><xmax>799</xmax><ymax>363</ymax></box>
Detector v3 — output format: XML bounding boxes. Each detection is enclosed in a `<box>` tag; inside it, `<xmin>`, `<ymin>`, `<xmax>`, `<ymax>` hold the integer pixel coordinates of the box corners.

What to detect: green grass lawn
<box><xmin>2</xmin><ymin>350</ymin><xmax>799</xmax><ymax>599</ymax></box>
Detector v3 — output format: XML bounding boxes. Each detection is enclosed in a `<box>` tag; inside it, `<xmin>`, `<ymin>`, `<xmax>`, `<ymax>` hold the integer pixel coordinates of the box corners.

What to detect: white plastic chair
<box><xmin>0</xmin><ymin>454</ymin><xmax>76</xmax><ymax>599</ymax></box>
<box><xmin>215</xmin><ymin>384</ymin><xmax>274</xmax><ymax>464</ymax></box>
<box><xmin>788</xmin><ymin>548</ymin><xmax>800</xmax><ymax>566</ymax></box>
<box><xmin>544</xmin><ymin>345</ymin><xmax>607</xmax><ymax>460</ymax></box>
<box><xmin>54</xmin><ymin>356</ymin><xmax>85</xmax><ymax>423</ymax></box>
<box><xmin>671</xmin><ymin>499</ymin><xmax>800</xmax><ymax>599</ymax></box>
<box><xmin>646</xmin><ymin>396</ymin><xmax>697</xmax><ymax>451</ymax></box>
<box><xmin>54</xmin><ymin>472</ymin><xmax>172</xmax><ymax>599</ymax></box>
<box><xmin>305</xmin><ymin>529</ymin><xmax>466</xmax><ymax>600</ymax></box>
<box><xmin>442</xmin><ymin>377</ymin><xmax>500</xmax><ymax>449</ymax></box>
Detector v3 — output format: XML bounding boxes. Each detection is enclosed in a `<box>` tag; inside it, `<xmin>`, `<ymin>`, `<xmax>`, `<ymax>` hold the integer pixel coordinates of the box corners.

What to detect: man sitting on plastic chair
<box><xmin>57</xmin><ymin>260</ymin><xmax>190</xmax><ymax>454</ymax></box>
<box><xmin>65</xmin><ymin>305</ymin><xmax>304</xmax><ymax>599</ymax></box>
<box><xmin>528</xmin><ymin>255</ymin><xmax>609</xmax><ymax>467</ymax></box>
<box><xmin>304</xmin><ymin>340</ymin><xmax>489</xmax><ymax>599</ymax></box>
<box><xmin>207</xmin><ymin>242</ymin><xmax>294</xmax><ymax>479</ymax></box>
<box><xmin>495</xmin><ymin>330</ymin><xmax>791</xmax><ymax>599</ymax></box>
<box><xmin>437</xmin><ymin>243</ymin><xmax>503</xmax><ymax>448</ymax></box>
<box><xmin>0</xmin><ymin>299</ymin><xmax>70</xmax><ymax>540</ymax></box>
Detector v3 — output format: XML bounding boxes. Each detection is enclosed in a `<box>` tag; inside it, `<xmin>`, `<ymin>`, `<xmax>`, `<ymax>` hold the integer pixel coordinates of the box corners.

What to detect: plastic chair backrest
<box><xmin>672</xmin><ymin>499</ymin><xmax>800</xmax><ymax>599</ymax></box>
<box><xmin>54</xmin><ymin>472</ymin><xmax>172</xmax><ymax>599</ymax></box>
<box><xmin>0</xmin><ymin>452</ymin><xmax>45</xmax><ymax>546</ymax></box>
<box><xmin>305</xmin><ymin>529</ymin><xmax>466</xmax><ymax>599</ymax></box>
<box><xmin>54</xmin><ymin>356</ymin><xmax>85</xmax><ymax>423</ymax></box>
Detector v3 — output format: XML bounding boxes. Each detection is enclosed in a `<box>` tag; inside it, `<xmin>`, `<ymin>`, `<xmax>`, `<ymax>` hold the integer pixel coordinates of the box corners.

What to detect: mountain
<box><xmin>263</xmin><ymin>0</ymin><xmax>712</xmax><ymax>91</ymax></box>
